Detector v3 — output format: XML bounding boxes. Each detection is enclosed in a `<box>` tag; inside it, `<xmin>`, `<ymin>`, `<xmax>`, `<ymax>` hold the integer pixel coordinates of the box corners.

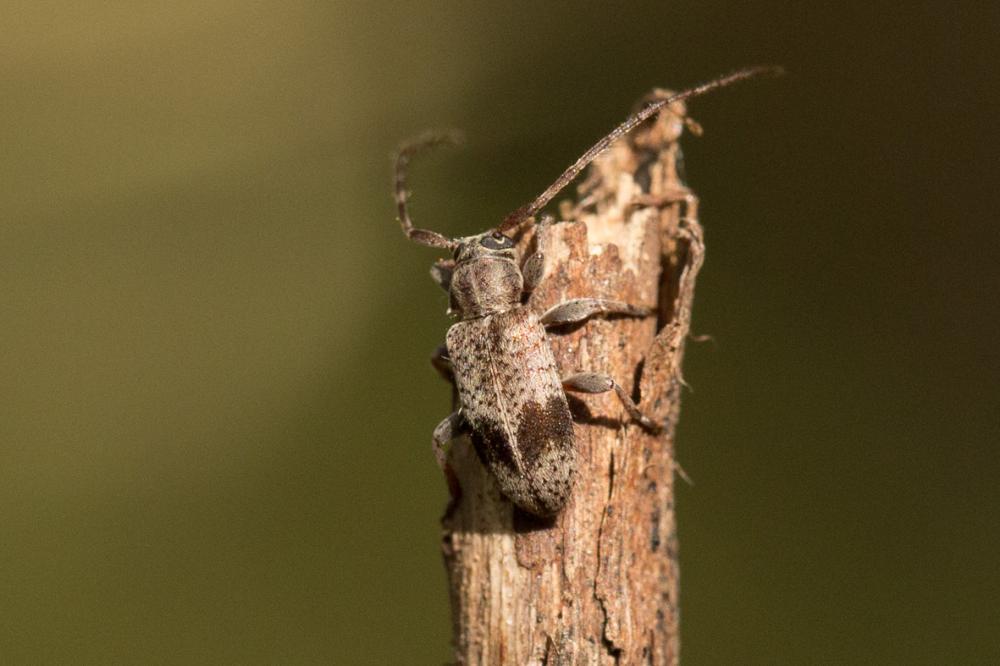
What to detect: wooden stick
<box><xmin>441</xmin><ymin>93</ymin><xmax>704</xmax><ymax>665</ymax></box>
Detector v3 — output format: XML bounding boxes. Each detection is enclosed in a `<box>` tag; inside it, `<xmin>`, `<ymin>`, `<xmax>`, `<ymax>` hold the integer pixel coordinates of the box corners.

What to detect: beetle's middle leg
<box><xmin>432</xmin><ymin>411</ymin><xmax>467</xmax><ymax>498</ymax></box>
<box><xmin>541</xmin><ymin>298</ymin><xmax>652</xmax><ymax>328</ymax></box>
<box><xmin>563</xmin><ymin>372</ymin><xmax>662</xmax><ymax>433</ymax></box>
<box><xmin>431</xmin><ymin>343</ymin><xmax>454</xmax><ymax>384</ymax></box>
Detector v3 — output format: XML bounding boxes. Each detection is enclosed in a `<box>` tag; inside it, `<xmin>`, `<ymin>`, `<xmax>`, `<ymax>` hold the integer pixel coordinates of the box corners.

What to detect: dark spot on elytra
<box><xmin>515</xmin><ymin>396</ymin><xmax>574</xmax><ymax>466</ymax></box>
<box><xmin>470</xmin><ymin>418</ymin><xmax>518</xmax><ymax>473</ymax></box>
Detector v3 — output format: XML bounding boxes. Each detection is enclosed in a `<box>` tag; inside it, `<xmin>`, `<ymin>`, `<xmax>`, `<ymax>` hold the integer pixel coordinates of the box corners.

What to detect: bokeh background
<box><xmin>2</xmin><ymin>2</ymin><xmax>997</xmax><ymax>663</ymax></box>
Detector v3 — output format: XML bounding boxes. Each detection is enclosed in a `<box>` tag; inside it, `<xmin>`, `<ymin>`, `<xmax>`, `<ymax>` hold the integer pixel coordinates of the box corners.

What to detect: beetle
<box><xmin>393</xmin><ymin>67</ymin><xmax>780</xmax><ymax>516</ymax></box>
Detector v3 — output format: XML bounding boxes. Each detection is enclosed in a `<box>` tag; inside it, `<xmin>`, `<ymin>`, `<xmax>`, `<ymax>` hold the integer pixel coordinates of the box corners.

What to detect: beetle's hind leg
<box><xmin>563</xmin><ymin>372</ymin><xmax>662</xmax><ymax>433</ymax></box>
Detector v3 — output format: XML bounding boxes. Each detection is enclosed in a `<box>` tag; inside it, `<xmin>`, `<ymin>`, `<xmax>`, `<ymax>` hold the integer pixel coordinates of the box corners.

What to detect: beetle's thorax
<box><xmin>449</xmin><ymin>255</ymin><xmax>522</xmax><ymax>319</ymax></box>
<box><xmin>448</xmin><ymin>232</ymin><xmax>522</xmax><ymax>319</ymax></box>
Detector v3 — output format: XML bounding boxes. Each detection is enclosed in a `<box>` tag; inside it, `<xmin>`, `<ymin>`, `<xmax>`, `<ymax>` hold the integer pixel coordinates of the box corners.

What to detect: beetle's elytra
<box><xmin>394</xmin><ymin>66</ymin><xmax>782</xmax><ymax>516</ymax></box>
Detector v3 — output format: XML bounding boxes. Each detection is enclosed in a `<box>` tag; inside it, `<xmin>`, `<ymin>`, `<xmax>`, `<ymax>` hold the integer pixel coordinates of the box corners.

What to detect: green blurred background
<box><xmin>2</xmin><ymin>2</ymin><xmax>997</xmax><ymax>663</ymax></box>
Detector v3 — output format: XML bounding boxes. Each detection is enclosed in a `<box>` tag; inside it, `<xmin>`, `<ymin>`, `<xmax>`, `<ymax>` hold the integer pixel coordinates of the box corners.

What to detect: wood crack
<box><xmin>596</xmin><ymin>448</ymin><xmax>623</xmax><ymax>661</ymax></box>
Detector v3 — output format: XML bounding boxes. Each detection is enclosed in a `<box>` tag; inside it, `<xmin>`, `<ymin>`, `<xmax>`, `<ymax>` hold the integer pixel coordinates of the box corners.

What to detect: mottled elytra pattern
<box><xmin>448</xmin><ymin>308</ymin><xmax>575</xmax><ymax>516</ymax></box>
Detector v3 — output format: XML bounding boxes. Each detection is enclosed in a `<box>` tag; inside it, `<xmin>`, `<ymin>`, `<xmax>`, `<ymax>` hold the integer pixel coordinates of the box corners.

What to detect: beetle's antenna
<box><xmin>393</xmin><ymin>129</ymin><xmax>464</xmax><ymax>250</ymax></box>
<box><xmin>498</xmin><ymin>65</ymin><xmax>784</xmax><ymax>234</ymax></box>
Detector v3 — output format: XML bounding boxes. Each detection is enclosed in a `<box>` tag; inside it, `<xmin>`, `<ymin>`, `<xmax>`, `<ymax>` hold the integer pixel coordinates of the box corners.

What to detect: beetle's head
<box><xmin>451</xmin><ymin>229</ymin><xmax>518</xmax><ymax>264</ymax></box>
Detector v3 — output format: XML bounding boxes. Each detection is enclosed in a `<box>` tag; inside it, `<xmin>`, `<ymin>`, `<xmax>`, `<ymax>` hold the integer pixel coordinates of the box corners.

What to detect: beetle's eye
<box><xmin>480</xmin><ymin>232</ymin><xmax>513</xmax><ymax>250</ymax></box>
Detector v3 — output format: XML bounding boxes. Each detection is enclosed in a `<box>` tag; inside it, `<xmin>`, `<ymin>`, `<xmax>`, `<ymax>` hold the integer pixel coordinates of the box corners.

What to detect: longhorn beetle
<box><xmin>394</xmin><ymin>66</ymin><xmax>781</xmax><ymax>517</ymax></box>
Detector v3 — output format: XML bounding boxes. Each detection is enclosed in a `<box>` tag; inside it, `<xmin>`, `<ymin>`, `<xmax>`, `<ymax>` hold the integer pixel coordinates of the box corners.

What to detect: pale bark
<box><xmin>441</xmin><ymin>97</ymin><xmax>703</xmax><ymax>665</ymax></box>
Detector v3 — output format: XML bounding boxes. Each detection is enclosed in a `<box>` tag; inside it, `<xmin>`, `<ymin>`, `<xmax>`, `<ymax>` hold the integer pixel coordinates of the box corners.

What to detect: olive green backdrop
<box><xmin>2</xmin><ymin>2</ymin><xmax>997</xmax><ymax>663</ymax></box>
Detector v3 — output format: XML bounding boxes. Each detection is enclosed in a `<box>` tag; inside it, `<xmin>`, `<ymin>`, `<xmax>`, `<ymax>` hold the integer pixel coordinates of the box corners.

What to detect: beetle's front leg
<box><xmin>521</xmin><ymin>251</ymin><xmax>545</xmax><ymax>293</ymax></box>
<box><xmin>430</xmin><ymin>259</ymin><xmax>454</xmax><ymax>292</ymax></box>
<box><xmin>521</xmin><ymin>214</ymin><xmax>553</xmax><ymax>296</ymax></box>
<box><xmin>563</xmin><ymin>372</ymin><xmax>662</xmax><ymax>433</ymax></box>
<box><xmin>541</xmin><ymin>298</ymin><xmax>652</xmax><ymax>328</ymax></box>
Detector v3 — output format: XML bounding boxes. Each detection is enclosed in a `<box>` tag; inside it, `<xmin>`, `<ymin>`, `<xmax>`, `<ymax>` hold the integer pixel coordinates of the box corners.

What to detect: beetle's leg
<box><xmin>432</xmin><ymin>411</ymin><xmax>466</xmax><ymax>469</ymax></box>
<box><xmin>432</xmin><ymin>411</ymin><xmax>467</xmax><ymax>498</ymax></box>
<box><xmin>541</xmin><ymin>298</ymin><xmax>652</xmax><ymax>328</ymax></box>
<box><xmin>522</xmin><ymin>251</ymin><xmax>545</xmax><ymax>293</ymax></box>
<box><xmin>431</xmin><ymin>344</ymin><xmax>454</xmax><ymax>384</ymax></box>
<box><xmin>521</xmin><ymin>214</ymin><xmax>552</xmax><ymax>296</ymax></box>
<box><xmin>430</xmin><ymin>259</ymin><xmax>454</xmax><ymax>292</ymax></box>
<box><xmin>431</xmin><ymin>344</ymin><xmax>460</xmax><ymax>409</ymax></box>
<box><xmin>563</xmin><ymin>372</ymin><xmax>662</xmax><ymax>433</ymax></box>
